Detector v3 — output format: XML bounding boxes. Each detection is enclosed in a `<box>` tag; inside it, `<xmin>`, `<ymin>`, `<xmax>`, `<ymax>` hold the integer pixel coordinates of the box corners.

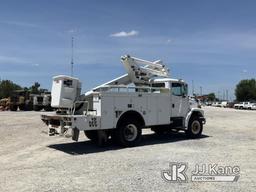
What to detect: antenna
<box><xmin>192</xmin><ymin>80</ymin><xmax>194</xmax><ymax>95</ymax></box>
<box><xmin>71</xmin><ymin>36</ymin><xmax>74</xmax><ymax>77</ymax></box>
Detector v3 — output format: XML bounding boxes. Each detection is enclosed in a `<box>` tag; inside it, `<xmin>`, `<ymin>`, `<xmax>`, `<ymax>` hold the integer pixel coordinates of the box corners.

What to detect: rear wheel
<box><xmin>10</xmin><ymin>105</ymin><xmax>18</xmax><ymax>111</ymax></box>
<box><xmin>44</xmin><ymin>106</ymin><xmax>53</xmax><ymax>111</ymax></box>
<box><xmin>33</xmin><ymin>105</ymin><xmax>42</xmax><ymax>111</ymax></box>
<box><xmin>19</xmin><ymin>104</ymin><xmax>25</xmax><ymax>111</ymax></box>
<box><xmin>186</xmin><ymin>116</ymin><xmax>203</xmax><ymax>138</ymax></box>
<box><xmin>25</xmin><ymin>104</ymin><xmax>33</xmax><ymax>111</ymax></box>
<box><xmin>84</xmin><ymin>130</ymin><xmax>110</xmax><ymax>146</ymax></box>
<box><xmin>84</xmin><ymin>130</ymin><xmax>98</xmax><ymax>142</ymax></box>
<box><xmin>113</xmin><ymin>120</ymin><xmax>142</xmax><ymax>147</ymax></box>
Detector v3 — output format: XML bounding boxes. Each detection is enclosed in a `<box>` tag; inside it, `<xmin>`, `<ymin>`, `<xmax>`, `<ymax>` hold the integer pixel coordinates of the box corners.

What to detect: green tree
<box><xmin>30</xmin><ymin>82</ymin><xmax>40</xmax><ymax>94</ymax></box>
<box><xmin>0</xmin><ymin>80</ymin><xmax>22</xmax><ymax>99</ymax></box>
<box><xmin>235</xmin><ymin>79</ymin><xmax>256</xmax><ymax>101</ymax></box>
<box><xmin>207</xmin><ymin>93</ymin><xmax>216</xmax><ymax>101</ymax></box>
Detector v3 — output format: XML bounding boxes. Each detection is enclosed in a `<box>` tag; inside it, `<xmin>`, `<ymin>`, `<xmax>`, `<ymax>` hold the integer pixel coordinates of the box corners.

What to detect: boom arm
<box><xmin>121</xmin><ymin>55</ymin><xmax>170</xmax><ymax>86</ymax></box>
<box><xmin>91</xmin><ymin>55</ymin><xmax>170</xmax><ymax>92</ymax></box>
<box><xmin>92</xmin><ymin>74</ymin><xmax>130</xmax><ymax>92</ymax></box>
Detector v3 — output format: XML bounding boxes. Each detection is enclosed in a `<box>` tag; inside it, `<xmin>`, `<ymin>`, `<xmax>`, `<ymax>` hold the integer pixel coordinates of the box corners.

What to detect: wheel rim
<box><xmin>191</xmin><ymin>120</ymin><xmax>201</xmax><ymax>135</ymax></box>
<box><xmin>124</xmin><ymin>124</ymin><xmax>138</xmax><ymax>141</ymax></box>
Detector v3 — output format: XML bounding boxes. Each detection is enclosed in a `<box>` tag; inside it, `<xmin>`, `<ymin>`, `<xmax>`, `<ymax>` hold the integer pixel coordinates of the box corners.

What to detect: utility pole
<box><xmin>226</xmin><ymin>90</ymin><xmax>228</xmax><ymax>101</ymax></box>
<box><xmin>71</xmin><ymin>36</ymin><xmax>74</xmax><ymax>77</ymax></box>
<box><xmin>200</xmin><ymin>86</ymin><xmax>202</xmax><ymax>96</ymax></box>
<box><xmin>192</xmin><ymin>80</ymin><xmax>194</xmax><ymax>95</ymax></box>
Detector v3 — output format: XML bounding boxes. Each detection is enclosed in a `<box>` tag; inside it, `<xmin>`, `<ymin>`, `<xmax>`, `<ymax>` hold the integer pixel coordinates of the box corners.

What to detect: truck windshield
<box><xmin>172</xmin><ymin>83</ymin><xmax>182</xmax><ymax>96</ymax></box>
<box><xmin>172</xmin><ymin>83</ymin><xmax>187</xmax><ymax>96</ymax></box>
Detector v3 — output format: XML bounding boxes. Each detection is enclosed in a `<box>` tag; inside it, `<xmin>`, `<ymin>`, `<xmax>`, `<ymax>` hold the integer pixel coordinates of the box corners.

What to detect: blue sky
<box><xmin>0</xmin><ymin>0</ymin><xmax>256</xmax><ymax>100</ymax></box>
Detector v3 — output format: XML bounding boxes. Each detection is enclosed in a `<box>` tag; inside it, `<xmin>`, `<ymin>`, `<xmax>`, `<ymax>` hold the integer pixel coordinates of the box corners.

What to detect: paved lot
<box><xmin>0</xmin><ymin>107</ymin><xmax>255</xmax><ymax>192</ymax></box>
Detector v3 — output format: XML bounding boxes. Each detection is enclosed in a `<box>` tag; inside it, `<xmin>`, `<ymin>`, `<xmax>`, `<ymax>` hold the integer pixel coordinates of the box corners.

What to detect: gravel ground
<box><xmin>0</xmin><ymin>107</ymin><xmax>255</xmax><ymax>192</ymax></box>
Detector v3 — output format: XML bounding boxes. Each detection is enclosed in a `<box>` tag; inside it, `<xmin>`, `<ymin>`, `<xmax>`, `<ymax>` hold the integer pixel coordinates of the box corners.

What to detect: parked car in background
<box><xmin>220</xmin><ymin>101</ymin><xmax>228</xmax><ymax>108</ymax></box>
<box><xmin>189</xmin><ymin>96</ymin><xmax>201</xmax><ymax>108</ymax></box>
<box><xmin>234</xmin><ymin>102</ymin><xmax>247</xmax><ymax>109</ymax></box>
<box><xmin>245</xmin><ymin>103</ymin><xmax>256</xmax><ymax>110</ymax></box>
<box><xmin>234</xmin><ymin>102</ymin><xmax>255</xmax><ymax>110</ymax></box>
<box><xmin>216</xmin><ymin>102</ymin><xmax>222</xmax><ymax>107</ymax></box>
<box><xmin>251</xmin><ymin>103</ymin><xmax>256</xmax><ymax>110</ymax></box>
<box><xmin>205</xmin><ymin>101</ymin><xmax>212</xmax><ymax>106</ymax></box>
<box><xmin>211</xmin><ymin>102</ymin><xmax>218</xmax><ymax>107</ymax></box>
<box><xmin>242</xmin><ymin>102</ymin><xmax>254</xmax><ymax>109</ymax></box>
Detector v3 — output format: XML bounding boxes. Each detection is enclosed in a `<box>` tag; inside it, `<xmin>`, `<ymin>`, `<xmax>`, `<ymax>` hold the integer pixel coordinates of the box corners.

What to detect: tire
<box><xmin>186</xmin><ymin>116</ymin><xmax>203</xmax><ymax>139</ymax></box>
<box><xmin>19</xmin><ymin>104</ymin><xmax>25</xmax><ymax>111</ymax></box>
<box><xmin>10</xmin><ymin>105</ymin><xmax>18</xmax><ymax>111</ymax></box>
<box><xmin>44</xmin><ymin>106</ymin><xmax>53</xmax><ymax>111</ymax></box>
<box><xmin>33</xmin><ymin>105</ymin><xmax>42</xmax><ymax>111</ymax></box>
<box><xmin>84</xmin><ymin>130</ymin><xmax>98</xmax><ymax>142</ymax></box>
<box><xmin>25</xmin><ymin>104</ymin><xmax>33</xmax><ymax>111</ymax></box>
<box><xmin>114</xmin><ymin>119</ymin><xmax>142</xmax><ymax>147</ymax></box>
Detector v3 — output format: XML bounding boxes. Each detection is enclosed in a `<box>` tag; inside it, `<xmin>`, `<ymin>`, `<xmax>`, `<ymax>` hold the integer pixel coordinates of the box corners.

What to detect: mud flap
<box><xmin>97</xmin><ymin>130</ymin><xmax>108</xmax><ymax>146</ymax></box>
<box><xmin>72</xmin><ymin>127</ymin><xmax>80</xmax><ymax>141</ymax></box>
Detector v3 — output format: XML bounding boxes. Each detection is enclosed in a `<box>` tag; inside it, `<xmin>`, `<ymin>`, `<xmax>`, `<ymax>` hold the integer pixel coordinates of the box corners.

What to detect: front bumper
<box><xmin>199</xmin><ymin>117</ymin><xmax>206</xmax><ymax>124</ymax></box>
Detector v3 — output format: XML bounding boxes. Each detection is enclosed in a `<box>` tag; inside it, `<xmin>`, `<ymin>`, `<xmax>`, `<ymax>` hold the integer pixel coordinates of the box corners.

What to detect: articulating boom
<box><xmin>92</xmin><ymin>55</ymin><xmax>170</xmax><ymax>91</ymax></box>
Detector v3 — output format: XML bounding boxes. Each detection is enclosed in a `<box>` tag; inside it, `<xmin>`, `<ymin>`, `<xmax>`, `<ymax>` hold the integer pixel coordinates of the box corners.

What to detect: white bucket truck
<box><xmin>41</xmin><ymin>55</ymin><xmax>206</xmax><ymax>147</ymax></box>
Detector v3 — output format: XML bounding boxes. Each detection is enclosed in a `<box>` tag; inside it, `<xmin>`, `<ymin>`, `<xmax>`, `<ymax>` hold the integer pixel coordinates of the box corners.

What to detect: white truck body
<box><xmin>41</xmin><ymin>55</ymin><xmax>206</xmax><ymax>147</ymax></box>
<box><xmin>51</xmin><ymin>75</ymin><xmax>82</xmax><ymax>109</ymax></box>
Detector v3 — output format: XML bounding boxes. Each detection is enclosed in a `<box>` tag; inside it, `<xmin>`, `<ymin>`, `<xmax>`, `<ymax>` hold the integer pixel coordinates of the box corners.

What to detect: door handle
<box><xmin>172</xmin><ymin>104</ymin><xmax>175</xmax><ymax>108</ymax></box>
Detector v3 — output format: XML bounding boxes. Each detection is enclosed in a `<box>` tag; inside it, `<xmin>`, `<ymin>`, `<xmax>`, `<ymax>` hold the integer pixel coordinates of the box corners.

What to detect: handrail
<box><xmin>98</xmin><ymin>85</ymin><xmax>169</xmax><ymax>93</ymax></box>
<box><xmin>72</xmin><ymin>101</ymin><xmax>89</xmax><ymax>115</ymax></box>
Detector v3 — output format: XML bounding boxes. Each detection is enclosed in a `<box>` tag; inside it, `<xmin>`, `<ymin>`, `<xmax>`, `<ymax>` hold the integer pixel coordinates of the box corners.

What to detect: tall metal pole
<box><xmin>71</xmin><ymin>36</ymin><xmax>74</xmax><ymax>77</ymax></box>
<box><xmin>192</xmin><ymin>80</ymin><xmax>194</xmax><ymax>95</ymax></box>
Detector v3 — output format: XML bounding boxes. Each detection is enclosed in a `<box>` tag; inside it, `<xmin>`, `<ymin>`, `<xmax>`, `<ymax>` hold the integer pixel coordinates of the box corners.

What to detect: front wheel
<box><xmin>113</xmin><ymin>120</ymin><xmax>142</xmax><ymax>147</ymax></box>
<box><xmin>186</xmin><ymin>116</ymin><xmax>203</xmax><ymax>138</ymax></box>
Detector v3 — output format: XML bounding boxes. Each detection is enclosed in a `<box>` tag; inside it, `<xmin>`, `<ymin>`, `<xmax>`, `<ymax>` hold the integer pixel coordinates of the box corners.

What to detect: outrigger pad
<box><xmin>72</xmin><ymin>128</ymin><xmax>80</xmax><ymax>141</ymax></box>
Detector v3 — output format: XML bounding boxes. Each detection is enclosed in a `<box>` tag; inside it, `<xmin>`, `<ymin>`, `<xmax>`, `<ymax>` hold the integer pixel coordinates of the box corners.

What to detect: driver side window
<box><xmin>171</xmin><ymin>83</ymin><xmax>188</xmax><ymax>96</ymax></box>
<box><xmin>172</xmin><ymin>83</ymin><xmax>182</xmax><ymax>96</ymax></box>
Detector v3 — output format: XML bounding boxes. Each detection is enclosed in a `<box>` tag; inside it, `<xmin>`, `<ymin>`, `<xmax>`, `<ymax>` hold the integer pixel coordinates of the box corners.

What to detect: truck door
<box><xmin>170</xmin><ymin>82</ymin><xmax>189</xmax><ymax>118</ymax></box>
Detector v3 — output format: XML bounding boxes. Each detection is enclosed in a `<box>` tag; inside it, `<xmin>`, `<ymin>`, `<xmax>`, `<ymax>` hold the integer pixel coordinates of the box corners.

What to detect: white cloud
<box><xmin>67</xmin><ymin>28</ymin><xmax>78</xmax><ymax>33</ymax></box>
<box><xmin>32</xmin><ymin>63</ymin><xmax>40</xmax><ymax>67</ymax></box>
<box><xmin>0</xmin><ymin>20</ymin><xmax>39</xmax><ymax>28</ymax></box>
<box><xmin>0</xmin><ymin>55</ymin><xmax>37</xmax><ymax>66</ymax></box>
<box><xmin>110</xmin><ymin>30</ymin><xmax>139</xmax><ymax>37</ymax></box>
<box><xmin>0</xmin><ymin>55</ymin><xmax>25</xmax><ymax>63</ymax></box>
<box><xmin>166</xmin><ymin>39</ymin><xmax>174</xmax><ymax>44</ymax></box>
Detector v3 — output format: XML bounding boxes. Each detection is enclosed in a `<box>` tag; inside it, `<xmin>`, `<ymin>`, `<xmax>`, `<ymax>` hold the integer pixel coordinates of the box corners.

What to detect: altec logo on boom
<box><xmin>162</xmin><ymin>163</ymin><xmax>240</xmax><ymax>183</ymax></box>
